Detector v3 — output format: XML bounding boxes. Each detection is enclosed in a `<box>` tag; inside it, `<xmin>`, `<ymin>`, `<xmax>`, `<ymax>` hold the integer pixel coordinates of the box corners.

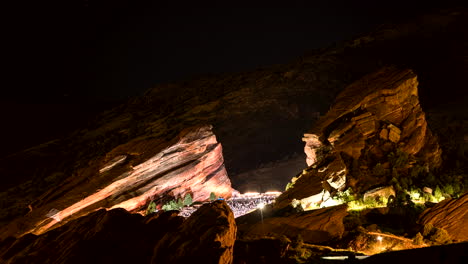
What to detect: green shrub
<box><xmin>146</xmin><ymin>201</ymin><xmax>157</xmax><ymax>215</ymax></box>
<box><xmin>434</xmin><ymin>186</ymin><xmax>443</xmax><ymax>201</ymax></box>
<box><xmin>443</xmin><ymin>184</ymin><xmax>455</xmax><ymax>196</ymax></box>
<box><xmin>210</xmin><ymin>192</ymin><xmax>217</xmax><ymax>201</ymax></box>
<box><xmin>183</xmin><ymin>193</ymin><xmax>193</xmax><ymax>206</ymax></box>
<box><xmin>162</xmin><ymin>200</ymin><xmax>182</xmax><ymax>211</ymax></box>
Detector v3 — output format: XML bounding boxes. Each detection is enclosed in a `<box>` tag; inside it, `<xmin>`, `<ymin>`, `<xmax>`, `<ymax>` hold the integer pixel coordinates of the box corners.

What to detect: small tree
<box><xmin>210</xmin><ymin>192</ymin><xmax>217</xmax><ymax>201</ymax></box>
<box><xmin>434</xmin><ymin>186</ymin><xmax>443</xmax><ymax>201</ymax></box>
<box><xmin>183</xmin><ymin>193</ymin><xmax>193</xmax><ymax>206</ymax></box>
<box><xmin>177</xmin><ymin>197</ymin><xmax>183</xmax><ymax>208</ymax></box>
<box><xmin>146</xmin><ymin>201</ymin><xmax>157</xmax><ymax>215</ymax></box>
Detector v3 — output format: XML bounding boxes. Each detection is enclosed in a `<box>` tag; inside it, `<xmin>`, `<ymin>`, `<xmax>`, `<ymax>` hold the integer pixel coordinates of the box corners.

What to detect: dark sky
<box><xmin>1</xmin><ymin>0</ymin><xmax>464</xmax><ymax>156</ymax></box>
<box><xmin>5</xmin><ymin>0</ymin><xmax>462</xmax><ymax>102</ymax></box>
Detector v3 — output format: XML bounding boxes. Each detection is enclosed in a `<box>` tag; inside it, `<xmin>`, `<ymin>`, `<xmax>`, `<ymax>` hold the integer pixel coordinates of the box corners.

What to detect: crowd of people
<box><xmin>227</xmin><ymin>194</ymin><xmax>278</xmax><ymax>218</ymax></box>
<box><xmin>178</xmin><ymin>192</ymin><xmax>280</xmax><ymax>218</ymax></box>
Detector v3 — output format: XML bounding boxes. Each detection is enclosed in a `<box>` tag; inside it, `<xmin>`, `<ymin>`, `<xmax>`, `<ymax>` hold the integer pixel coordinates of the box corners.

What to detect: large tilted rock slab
<box><xmin>237</xmin><ymin>204</ymin><xmax>348</xmax><ymax>244</ymax></box>
<box><xmin>0</xmin><ymin>201</ymin><xmax>236</xmax><ymax>264</ymax></box>
<box><xmin>276</xmin><ymin>67</ymin><xmax>441</xmax><ymax>207</ymax></box>
<box><xmin>418</xmin><ymin>193</ymin><xmax>468</xmax><ymax>242</ymax></box>
<box><xmin>0</xmin><ymin>125</ymin><xmax>234</xmax><ymax>238</ymax></box>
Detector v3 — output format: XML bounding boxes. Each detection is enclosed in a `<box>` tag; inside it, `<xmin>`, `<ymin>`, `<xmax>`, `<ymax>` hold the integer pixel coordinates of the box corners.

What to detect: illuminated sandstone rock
<box><xmin>304</xmin><ymin>67</ymin><xmax>440</xmax><ymax>167</ymax></box>
<box><xmin>418</xmin><ymin>193</ymin><xmax>468</xmax><ymax>242</ymax></box>
<box><xmin>277</xmin><ymin>67</ymin><xmax>441</xmax><ymax>208</ymax></box>
<box><xmin>1</xmin><ymin>125</ymin><xmax>234</xmax><ymax>238</ymax></box>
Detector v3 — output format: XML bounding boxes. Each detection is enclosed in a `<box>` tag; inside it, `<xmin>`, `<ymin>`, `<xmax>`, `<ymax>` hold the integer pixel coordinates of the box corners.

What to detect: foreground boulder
<box><xmin>276</xmin><ymin>67</ymin><xmax>441</xmax><ymax>208</ymax></box>
<box><xmin>0</xmin><ymin>201</ymin><xmax>236</xmax><ymax>264</ymax></box>
<box><xmin>418</xmin><ymin>193</ymin><xmax>468</xmax><ymax>242</ymax></box>
<box><xmin>0</xmin><ymin>125</ymin><xmax>234</xmax><ymax>238</ymax></box>
<box><xmin>152</xmin><ymin>200</ymin><xmax>237</xmax><ymax>264</ymax></box>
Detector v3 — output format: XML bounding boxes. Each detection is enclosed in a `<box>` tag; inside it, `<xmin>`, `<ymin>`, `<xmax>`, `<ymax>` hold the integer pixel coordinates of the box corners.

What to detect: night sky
<box><xmin>1</xmin><ymin>0</ymin><xmax>465</xmax><ymax>155</ymax></box>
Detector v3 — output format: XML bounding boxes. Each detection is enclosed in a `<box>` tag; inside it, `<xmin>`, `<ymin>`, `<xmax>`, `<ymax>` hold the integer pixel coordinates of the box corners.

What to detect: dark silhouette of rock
<box><xmin>0</xmin><ymin>201</ymin><xmax>236</xmax><ymax>264</ymax></box>
<box><xmin>361</xmin><ymin>242</ymin><xmax>468</xmax><ymax>264</ymax></box>
<box><xmin>152</xmin><ymin>200</ymin><xmax>236</xmax><ymax>264</ymax></box>
<box><xmin>418</xmin><ymin>193</ymin><xmax>468</xmax><ymax>242</ymax></box>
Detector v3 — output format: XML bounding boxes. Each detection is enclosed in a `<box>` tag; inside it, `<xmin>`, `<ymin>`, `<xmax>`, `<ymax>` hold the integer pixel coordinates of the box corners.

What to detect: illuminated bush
<box><xmin>210</xmin><ymin>192</ymin><xmax>217</xmax><ymax>201</ymax></box>
<box><xmin>146</xmin><ymin>201</ymin><xmax>157</xmax><ymax>215</ymax></box>
<box><xmin>183</xmin><ymin>193</ymin><xmax>193</xmax><ymax>206</ymax></box>
<box><xmin>162</xmin><ymin>200</ymin><xmax>182</xmax><ymax>211</ymax></box>
<box><xmin>412</xmin><ymin>232</ymin><xmax>424</xmax><ymax>245</ymax></box>
<box><xmin>434</xmin><ymin>186</ymin><xmax>443</xmax><ymax>201</ymax></box>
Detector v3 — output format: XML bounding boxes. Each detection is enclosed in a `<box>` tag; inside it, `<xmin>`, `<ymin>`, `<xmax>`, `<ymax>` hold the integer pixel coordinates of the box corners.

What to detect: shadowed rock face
<box><xmin>418</xmin><ymin>193</ymin><xmax>468</xmax><ymax>242</ymax></box>
<box><xmin>152</xmin><ymin>200</ymin><xmax>237</xmax><ymax>264</ymax></box>
<box><xmin>0</xmin><ymin>201</ymin><xmax>236</xmax><ymax>264</ymax></box>
<box><xmin>0</xmin><ymin>125</ymin><xmax>234</xmax><ymax>238</ymax></box>
<box><xmin>276</xmin><ymin>67</ymin><xmax>441</xmax><ymax>208</ymax></box>
<box><xmin>237</xmin><ymin>204</ymin><xmax>348</xmax><ymax>244</ymax></box>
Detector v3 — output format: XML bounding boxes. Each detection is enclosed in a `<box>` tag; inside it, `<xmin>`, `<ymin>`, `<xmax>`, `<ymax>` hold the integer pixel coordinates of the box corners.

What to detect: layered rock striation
<box><xmin>418</xmin><ymin>193</ymin><xmax>468</xmax><ymax>242</ymax></box>
<box><xmin>276</xmin><ymin>67</ymin><xmax>441</xmax><ymax>209</ymax></box>
<box><xmin>0</xmin><ymin>125</ymin><xmax>233</xmax><ymax>238</ymax></box>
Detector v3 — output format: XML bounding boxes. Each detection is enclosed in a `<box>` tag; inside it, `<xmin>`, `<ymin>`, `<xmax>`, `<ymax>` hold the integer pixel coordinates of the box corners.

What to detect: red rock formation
<box><xmin>276</xmin><ymin>67</ymin><xmax>441</xmax><ymax>208</ymax></box>
<box><xmin>237</xmin><ymin>204</ymin><xmax>348</xmax><ymax>244</ymax></box>
<box><xmin>152</xmin><ymin>200</ymin><xmax>237</xmax><ymax>264</ymax></box>
<box><xmin>418</xmin><ymin>193</ymin><xmax>468</xmax><ymax>242</ymax></box>
<box><xmin>0</xmin><ymin>201</ymin><xmax>237</xmax><ymax>264</ymax></box>
<box><xmin>0</xmin><ymin>125</ymin><xmax>234</xmax><ymax>238</ymax></box>
<box><xmin>304</xmin><ymin>67</ymin><xmax>441</xmax><ymax>169</ymax></box>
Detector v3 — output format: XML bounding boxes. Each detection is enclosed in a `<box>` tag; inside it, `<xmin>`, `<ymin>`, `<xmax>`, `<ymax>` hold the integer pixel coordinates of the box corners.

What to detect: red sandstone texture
<box><xmin>276</xmin><ymin>67</ymin><xmax>441</xmax><ymax>208</ymax></box>
<box><xmin>0</xmin><ymin>125</ymin><xmax>234</xmax><ymax>238</ymax></box>
<box><xmin>418</xmin><ymin>193</ymin><xmax>468</xmax><ymax>242</ymax></box>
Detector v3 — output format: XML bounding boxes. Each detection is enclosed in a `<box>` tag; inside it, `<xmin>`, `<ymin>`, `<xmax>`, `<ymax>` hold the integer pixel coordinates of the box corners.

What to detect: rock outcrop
<box><xmin>0</xmin><ymin>201</ymin><xmax>236</xmax><ymax>264</ymax></box>
<box><xmin>418</xmin><ymin>193</ymin><xmax>468</xmax><ymax>242</ymax></box>
<box><xmin>152</xmin><ymin>200</ymin><xmax>237</xmax><ymax>264</ymax></box>
<box><xmin>0</xmin><ymin>125</ymin><xmax>234</xmax><ymax>238</ymax></box>
<box><xmin>276</xmin><ymin>67</ymin><xmax>441</xmax><ymax>208</ymax></box>
<box><xmin>237</xmin><ymin>204</ymin><xmax>348</xmax><ymax>244</ymax></box>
